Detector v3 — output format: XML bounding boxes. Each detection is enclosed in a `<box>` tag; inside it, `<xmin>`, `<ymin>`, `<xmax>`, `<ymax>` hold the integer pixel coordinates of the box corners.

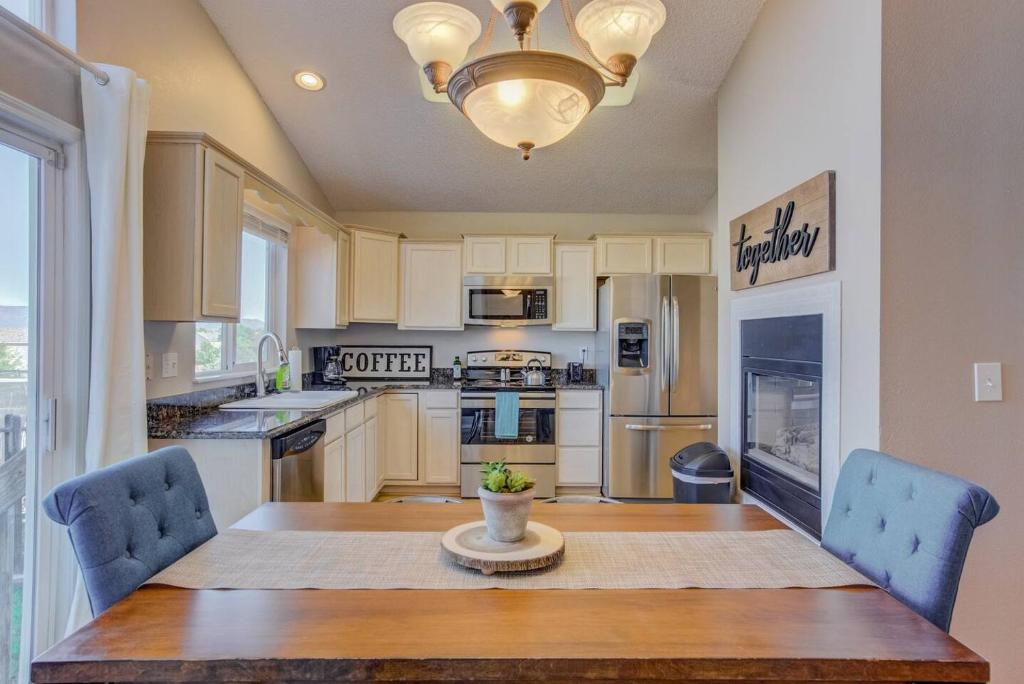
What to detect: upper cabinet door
<box><xmin>595</xmin><ymin>236</ymin><xmax>653</xmax><ymax>275</ymax></box>
<box><xmin>463</xmin><ymin>236</ymin><xmax>507</xmax><ymax>274</ymax></box>
<box><xmin>200</xmin><ymin>148</ymin><xmax>245</xmax><ymax>318</ymax></box>
<box><xmin>292</xmin><ymin>225</ymin><xmax>348</xmax><ymax>329</ymax></box>
<box><xmin>507</xmin><ymin>236</ymin><xmax>553</xmax><ymax>275</ymax></box>
<box><xmin>654</xmin><ymin>235</ymin><xmax>712</xmax><ymax>274</ymax></box>
<box><xmin>553</xmin><ymin>243</ymin><xmax>596</xmax><ymax>331</ymax></box>
<box><xmin>350</xmin><ymin>229</ymin><xmax>400</xmax><ymax>323</ymax></box>
<box><xmin>400</xmin><ymin>242</ymin><xmax>463</xmax><ymax>330</ymax></box>
<box><xmin>336</xmin><ymin>231</ymin><xmax>350</xmax><ymax>326</ymax></box>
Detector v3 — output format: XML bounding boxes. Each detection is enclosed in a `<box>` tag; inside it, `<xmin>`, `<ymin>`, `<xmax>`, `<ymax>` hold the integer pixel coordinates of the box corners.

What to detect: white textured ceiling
<box><xmin>200</xmin><ymin>0</ymin><xmax>762</xmax><ymax>213</ymax></box>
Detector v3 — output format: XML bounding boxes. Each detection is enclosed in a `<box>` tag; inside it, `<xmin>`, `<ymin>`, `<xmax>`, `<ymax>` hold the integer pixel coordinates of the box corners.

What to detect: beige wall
<box><xmin>75</xmin><ymin>0</ymin><xmax>334</xmax><ymax>399</ymax></box>
<box><xmin>77</xmin><ymin>0</ymin><xmax>331</xmax><ymax>213</ymax></box>
<box><xmin>716</xmin><ymin>0</ymin><xmax>882</xmax><ymax>481</ymax></box>
<box><xmin>880</xmin><ymin>2</ymin><xmax>1024</xmax><ymax>681</ymax></box>
<box><xmin>333</xmin><ymin>211</ymin><xmax>709</xmax><ymax>241</ymax></box>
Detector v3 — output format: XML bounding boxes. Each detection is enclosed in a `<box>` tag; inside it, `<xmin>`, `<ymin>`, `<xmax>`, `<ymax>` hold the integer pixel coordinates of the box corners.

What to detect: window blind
<box><xmin>243</xmin><ymin>209</ymin><xmax>290</xmax><ymax>245</ymax></box>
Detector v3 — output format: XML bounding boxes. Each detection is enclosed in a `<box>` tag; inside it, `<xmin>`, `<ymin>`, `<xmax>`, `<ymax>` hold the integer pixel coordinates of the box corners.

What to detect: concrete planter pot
<box><xmin>478</xmin><ymin>487</ymin><xmax>535</xmax><ymax>542</ymax></box>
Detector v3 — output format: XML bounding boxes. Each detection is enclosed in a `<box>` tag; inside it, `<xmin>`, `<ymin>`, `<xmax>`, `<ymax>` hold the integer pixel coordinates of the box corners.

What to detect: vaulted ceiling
<box><xmin>200</xmin><ymin>0</ymin><xmax>762</xmax><ymax>214</ymax></box>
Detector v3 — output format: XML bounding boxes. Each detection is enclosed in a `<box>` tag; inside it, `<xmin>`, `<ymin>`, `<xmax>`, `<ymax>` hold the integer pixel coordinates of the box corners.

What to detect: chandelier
<box><xmin>394</xmin><ymin>0</ymin><xmax>667</xmax><ymax>159</ymax></box>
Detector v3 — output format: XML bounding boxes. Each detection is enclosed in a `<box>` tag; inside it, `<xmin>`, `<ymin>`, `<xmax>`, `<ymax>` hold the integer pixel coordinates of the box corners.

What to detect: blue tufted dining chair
<box><xmin>43</xmin><ymin>446</ymin><xmax>217</xmax><ymax>615</ymax></box>
<box><xmin>822</xmin><ymin>449</ymin><xmax>999</xmax><ymax>632</ymax></box>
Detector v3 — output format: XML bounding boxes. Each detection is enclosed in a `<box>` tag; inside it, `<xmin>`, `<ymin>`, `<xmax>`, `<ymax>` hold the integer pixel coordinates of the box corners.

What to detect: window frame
<box><xmin>193</xmin><ymin>209</ymin><xmax>288</xmax><ymax>382</ymax></box>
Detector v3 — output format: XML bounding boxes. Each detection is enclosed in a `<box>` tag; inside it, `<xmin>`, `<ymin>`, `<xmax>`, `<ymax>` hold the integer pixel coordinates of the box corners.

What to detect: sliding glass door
<box><xmin>0</xmin><ymin>125</ymin><xmax>59</xmax><ymax>684</ymax></box>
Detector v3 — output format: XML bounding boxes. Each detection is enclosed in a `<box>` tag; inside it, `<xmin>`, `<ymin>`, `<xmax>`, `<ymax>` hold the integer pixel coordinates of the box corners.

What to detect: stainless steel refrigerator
<box><xmin>597</xmin><ymin>276</ymin><xmax>718</xmax><ymax>498</ymax></box>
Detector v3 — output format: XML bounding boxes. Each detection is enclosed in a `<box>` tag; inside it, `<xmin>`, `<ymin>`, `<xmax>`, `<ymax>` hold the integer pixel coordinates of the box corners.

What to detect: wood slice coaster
<box><xmin>441</xmin><ymin>521</ymin><xmax>565</xmax><ymax>575</ymax></box>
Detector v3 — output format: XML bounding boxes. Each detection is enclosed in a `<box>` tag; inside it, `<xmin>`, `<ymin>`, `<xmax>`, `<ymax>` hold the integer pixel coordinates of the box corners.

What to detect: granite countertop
<box><xmin>148</xmin><ymin>376</ymin><xmax>605</xmax><ymax>441</ymax></box>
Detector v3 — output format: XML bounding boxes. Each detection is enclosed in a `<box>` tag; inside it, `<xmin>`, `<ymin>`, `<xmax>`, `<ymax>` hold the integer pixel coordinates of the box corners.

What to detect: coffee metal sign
<box><xmin>729</xmin><ymin>171</ymin><xmax>835</xmax><ymax>290</ymax></box>
<box><xmin>336</xmin><ymin>346</ymin><xmax>432</xmax><ymax>380</ymax></box>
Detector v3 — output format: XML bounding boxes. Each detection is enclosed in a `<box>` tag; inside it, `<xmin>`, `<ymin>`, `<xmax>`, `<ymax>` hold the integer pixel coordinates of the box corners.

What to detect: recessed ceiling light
<box><xmin>293</xmin><ymin>71</ymin><xmax>325</xmax><ymax>91</ymax></box>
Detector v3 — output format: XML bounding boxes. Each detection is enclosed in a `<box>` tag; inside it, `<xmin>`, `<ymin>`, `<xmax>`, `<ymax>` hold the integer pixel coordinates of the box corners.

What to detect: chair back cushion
<box><xmin>822</xmin><ymin>449</ymin><xmax>998</xmax><ymax>631</ymax></box>
<box><xmin>43</xmin><ymin>446</ymin><xmax>217</xmax><ymax>615</ymax></box>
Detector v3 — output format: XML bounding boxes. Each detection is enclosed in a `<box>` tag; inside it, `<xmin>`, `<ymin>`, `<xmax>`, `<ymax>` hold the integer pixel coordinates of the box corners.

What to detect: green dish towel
<box><xmin>494</xmin><ymin>392</ymin><xmax>520</xmax><ymax>440</ymax></box>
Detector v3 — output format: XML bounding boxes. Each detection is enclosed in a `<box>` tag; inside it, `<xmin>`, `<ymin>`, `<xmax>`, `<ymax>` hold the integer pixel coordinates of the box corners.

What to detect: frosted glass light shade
<box><xmin>574</xmin><ymin>0</ymin><xmax>666</xmax><ymax>64</ymax></box>
<box><xmin>393</xmin><ymin>2</ymin><xmax>482</xmax><ymax>68</ymax></box>
<box><xmin>447</xmin><ymin>52</ymin><xmax>605</xmax><ymax>157</ymax></box>
<box><xmin>489</xmin><ymin>0</ymin><xmax>551</xmax><ymax>11</ymax></box>
<box><xmin>463</xmin><ymin>79</ymin><xmax>588</xmax><ymax>152</ymax></box>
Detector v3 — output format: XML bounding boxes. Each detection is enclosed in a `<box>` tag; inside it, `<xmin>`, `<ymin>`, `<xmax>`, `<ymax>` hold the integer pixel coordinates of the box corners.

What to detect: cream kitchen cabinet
<box><xmin>380</xmin><ymin>393</ymin><xmax>419</xmax><ymax>481</ymax></box>
<box><xmin>292</xmin><ymin>226</ymin><xmax>350</xmax><ymax>329</ymax></box>
<box><xmin>344</xmin><ymin>423</ymin><xmax>366</xmax><ymax>502</ymax></box>
<box><xmin>553</xmin><ymin>243</ymin><xmax>596</xmax><ymax>331</ymax></box>
<box><xmin>556</xmin><ymin>390</ymin><xmax>603</xmax><ymax>487</ymax></box>
<box><xmin>463</xmin><ymin>235</ymin><xmax>553</xmax><ymax>276</ymax></box>
<box><xmin>323</xmin><ymin>396</ymin><xmax>380</xmax><ymax>503</ymax></box>
<box><xmin>420</xmin><ymin>391</ymin><xmax>460</xmax><ymax>485</ymax></box>
<box><xmin>463</xmin><ymin>236</ymin><xmax>507</xmax><ymax>274</ymax></box>
<box><xmin>399</xmin><ymin>241</ymin><xmax>463</xmax><ymax>330</ymax></box>
<box><xmin>595</xmin><ymin>234</ymin><xmax>712</xmax><ymax>276</ymax></box>
<box><xmin>349</xmin><ymin>227</ymin><xmax>400</xmax><ymax>323</ymax></box>
<box><xmin>507</xmin><ymin>236</ymin><xmax>553</xmax><ymax>274</ymax></box>
<box><xmin>594</xmin><ymin>236</ymin><xmax>653</xmax><ymax>275</ymax></box>
<box><xmin>654</xmin><ymin>235</ymin><xmax>712</xmax><ymax>274</ymax></box>
<box><xmin>322</xmin><ymin>437</ymin><xmax>345</xmax><ymax>503</ymax></box>
<box><xmin>143</xmin><ymin>137</ymin><xmax>245</xmax><ymax>321</ymax></box>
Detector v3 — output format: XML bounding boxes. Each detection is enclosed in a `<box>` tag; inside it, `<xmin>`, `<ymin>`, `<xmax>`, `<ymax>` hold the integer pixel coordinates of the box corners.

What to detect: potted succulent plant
<box><xmin>478</xmin><ymin>461</ymin><xmax>536</xmax><ymax>542</ymax></box>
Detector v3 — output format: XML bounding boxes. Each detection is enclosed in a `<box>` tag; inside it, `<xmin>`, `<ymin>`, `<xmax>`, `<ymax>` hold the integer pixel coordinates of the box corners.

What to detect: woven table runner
<box><xmin>149</xmin><ymin>528</ymin><xmax>869</xmax><ymax>590</ymax></box>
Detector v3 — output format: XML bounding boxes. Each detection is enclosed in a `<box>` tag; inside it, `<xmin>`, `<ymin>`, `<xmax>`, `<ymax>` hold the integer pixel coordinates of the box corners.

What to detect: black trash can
<box><xmin>670</xmin><ymin>442</ymin><xmax>734</xmax><ymax>503</ymax></box>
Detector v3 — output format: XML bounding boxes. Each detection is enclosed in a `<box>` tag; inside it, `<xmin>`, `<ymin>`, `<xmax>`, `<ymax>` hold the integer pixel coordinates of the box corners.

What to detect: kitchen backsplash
<box><xmin>297</xmin><ymin>324</ymin><xmax>597</xmax><ymax>374</ymax></box>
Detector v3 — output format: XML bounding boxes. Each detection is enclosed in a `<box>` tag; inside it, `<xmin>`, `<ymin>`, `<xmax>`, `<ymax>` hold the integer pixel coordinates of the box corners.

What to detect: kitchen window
<box><xmin>195</xmin><ymin>210</ymin><xmax>288</xmax><ymax>379</ymax></box>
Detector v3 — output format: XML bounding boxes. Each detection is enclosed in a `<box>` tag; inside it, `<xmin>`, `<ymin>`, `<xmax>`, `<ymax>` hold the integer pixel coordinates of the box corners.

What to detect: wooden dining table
<box><xmin>32</xmin><ymin>502</ymin><xmax>988</xmax><ymax>683</ymax></box>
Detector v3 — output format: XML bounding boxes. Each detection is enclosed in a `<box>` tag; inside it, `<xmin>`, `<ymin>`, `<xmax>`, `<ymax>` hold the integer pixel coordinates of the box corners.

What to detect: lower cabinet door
<box><xmin>345</xmin><ymin>424</ymin><xmax>366</xmax><ymax>502</ymax></box>
<box><xmin>323</xmin><ymin>438</ymin><xmax>345</xmax><ymax>502</ymax></box>
<box><xmin>364</xmin><ymin>416</ymin><xmax>378</xmax><ymax>500</ymax></box>
<box><xmin>381</xmin><ymin>393</ymin><xmax>419</xmax><ymax>480</ymax></box>
<box><xmin>557</xmin><ymin>447</ymin><xmax>602</xmax><ymax>486</ymax></box>
<box><xmin>423</xmin><ymin>408</ymin><xmax>460</xmax><ymax>485</ymax></box>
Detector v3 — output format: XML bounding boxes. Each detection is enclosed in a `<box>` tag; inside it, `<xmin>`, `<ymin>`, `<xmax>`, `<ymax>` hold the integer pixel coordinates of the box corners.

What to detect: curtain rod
<box><xmin>0</xmin><ymin>5</ymin><xmax>109</xmax><ymax>85</ymax></box>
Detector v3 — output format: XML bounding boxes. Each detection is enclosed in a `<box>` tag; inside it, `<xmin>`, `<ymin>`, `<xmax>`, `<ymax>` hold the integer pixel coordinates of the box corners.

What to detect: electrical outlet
<box><xmin>145</xmin><ymin>353</ymin><xmax>154</xmax><ymax>381</ymax></box>
<box><xmin>973</xmin><ymin>362</ymin><xmax>1002</xmax><ymax>401</ymax></box>
<box><xmin>161</xmin><ymin>352</ymin><xmax>179</xmax><ymax>379</ymax></box>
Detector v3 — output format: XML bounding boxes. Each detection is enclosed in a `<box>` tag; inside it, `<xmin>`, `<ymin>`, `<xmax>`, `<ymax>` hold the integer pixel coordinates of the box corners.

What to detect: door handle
<box><xmin>624</xmin><ymin>423</ymin><xmax>713</xmax><ymax>431</ymax></box>
<box><xmin>660</xmin><ymin>296</ymin><xmax>670</xmax><ymax>392</ymax></box>
<box><xmin>671</xmin><ymin>296</ymin><xmax>680</xmax><ymax>388</ymax></box>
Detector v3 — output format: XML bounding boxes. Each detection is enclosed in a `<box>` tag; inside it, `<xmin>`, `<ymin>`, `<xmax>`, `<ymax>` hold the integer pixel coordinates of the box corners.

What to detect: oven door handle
<box><xmin>624</xmin><ymin>423</ymin><xmax>713</xmax><ymax>432</ymax></box>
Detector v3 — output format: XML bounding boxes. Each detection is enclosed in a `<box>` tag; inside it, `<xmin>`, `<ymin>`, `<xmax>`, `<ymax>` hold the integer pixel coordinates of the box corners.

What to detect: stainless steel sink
<box><xmin>220</xmin><ymin>390</ymin><xmax>358</xmax><ymax>411</ymax></box>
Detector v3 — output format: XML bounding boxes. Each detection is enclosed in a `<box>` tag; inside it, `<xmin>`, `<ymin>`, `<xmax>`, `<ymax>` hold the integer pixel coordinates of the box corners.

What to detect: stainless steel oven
<box><xmin>460</xmin><ymin>391</ymin><xmax>556</xmax><ymax>497</ymax></box>
<box><xmin>463</xmin><ymin>277</ymin><xmax>552</xmax><ymax>326</ymax></box>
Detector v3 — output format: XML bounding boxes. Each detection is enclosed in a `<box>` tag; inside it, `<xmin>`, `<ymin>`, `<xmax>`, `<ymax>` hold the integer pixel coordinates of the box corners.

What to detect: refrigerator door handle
<box><xmin>671</xmin><ymin>295</ymin><xmax>681</xmax><ymax>387</ymax></box>
<box><xmin>660</xmin><ymin>296</ymin><xmax>670</xmax><ymax>392</ymax></box>
<box><xmin>624</xmin><ymin>423</ymin><xmax>714</xmax><ymax>432</ymax></box>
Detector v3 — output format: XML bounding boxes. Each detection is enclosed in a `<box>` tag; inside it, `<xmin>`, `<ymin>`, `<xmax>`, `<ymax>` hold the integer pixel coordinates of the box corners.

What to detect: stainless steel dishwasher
<box><xmin>271</xmin><ymin>420</ymin><xmax>326</xmax><ymax>502</ymax></box>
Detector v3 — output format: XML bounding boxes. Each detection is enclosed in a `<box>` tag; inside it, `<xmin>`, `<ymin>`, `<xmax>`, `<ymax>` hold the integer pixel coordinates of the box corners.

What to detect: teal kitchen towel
<box><xmin>494</xmin><ymin>391</ymin><xmax>520</xmax><ymax>439</ymax></box>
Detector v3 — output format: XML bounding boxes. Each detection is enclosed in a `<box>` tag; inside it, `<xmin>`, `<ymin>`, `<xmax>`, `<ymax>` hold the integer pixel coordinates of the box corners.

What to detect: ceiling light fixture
<box><xmin>293</xmin><ymin>70</ymin><xmax>325</xmax><ymax>91</ymax></box>
<box><xmin>394</xmin><ymin>0</ymin><xmax>666</xmax><ymax>159</ymax></box>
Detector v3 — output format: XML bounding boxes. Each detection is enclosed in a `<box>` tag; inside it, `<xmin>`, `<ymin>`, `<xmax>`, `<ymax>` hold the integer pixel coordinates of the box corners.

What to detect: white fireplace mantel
<box><xmin>729</xmin><ymin>281</ymin><xmax>842</xmax><ymax>533</ymax></box>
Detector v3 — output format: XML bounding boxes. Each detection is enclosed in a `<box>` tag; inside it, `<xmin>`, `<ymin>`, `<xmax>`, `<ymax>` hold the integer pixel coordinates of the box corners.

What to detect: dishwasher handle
<box><xmin>272</xmin><ymin>420</ymin><xmax>326</xmax><ymax>459</ymax></box>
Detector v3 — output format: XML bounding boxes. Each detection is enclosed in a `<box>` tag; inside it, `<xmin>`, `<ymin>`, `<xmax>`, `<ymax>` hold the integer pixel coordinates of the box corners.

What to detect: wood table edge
<box><xmin>30</xmin><ymin>655</ymin><xmax>991</xmax><ymax>683</ymax></box>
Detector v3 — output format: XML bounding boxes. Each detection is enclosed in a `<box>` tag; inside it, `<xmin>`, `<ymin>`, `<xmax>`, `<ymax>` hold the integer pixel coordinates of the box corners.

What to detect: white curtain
<box><xmin>65</xmin><ymin>65</ymin><xmax>150</xmax><ymax>632</ymax></box>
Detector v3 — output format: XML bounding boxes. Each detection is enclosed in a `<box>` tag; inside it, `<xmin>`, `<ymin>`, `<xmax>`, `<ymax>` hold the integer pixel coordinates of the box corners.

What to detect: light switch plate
<box><xmin>145</xmin><ymin>353</ymin><xmax>154</xmax><ymax>381</ymax></box>
<box><xmin>973</xmin><ymin>362</ymin><xmax>1002</xmax><ymax>401</ymax></box>
<box><xmin>161</xmin><ymin>352</ymin><xmax>179</xmax><ymax>379</ymax></box>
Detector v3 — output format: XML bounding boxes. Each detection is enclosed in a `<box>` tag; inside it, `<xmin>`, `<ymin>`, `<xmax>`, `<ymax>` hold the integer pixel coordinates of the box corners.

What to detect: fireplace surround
<box><xmin>740</xmin><ymin>314</ymin><xmax>823</xmax><ymax>537</ymax></box>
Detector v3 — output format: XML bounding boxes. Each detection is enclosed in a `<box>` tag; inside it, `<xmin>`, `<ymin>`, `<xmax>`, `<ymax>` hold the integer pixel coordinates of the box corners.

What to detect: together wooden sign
<box><xmin>729</xmin><ymin>171</ymin><xmax>835</xmax><ymax>290</ymax></box>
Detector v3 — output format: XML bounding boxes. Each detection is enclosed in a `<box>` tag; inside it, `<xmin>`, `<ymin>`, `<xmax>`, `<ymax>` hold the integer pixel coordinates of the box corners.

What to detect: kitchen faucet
<box><xmin>256</xmin><ymin>332</ymin><xmax>289</xmax><ymax>397</ymax></box>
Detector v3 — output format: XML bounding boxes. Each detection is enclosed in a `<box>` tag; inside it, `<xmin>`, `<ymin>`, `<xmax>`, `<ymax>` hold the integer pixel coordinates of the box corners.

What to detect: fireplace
<box><xmin>740</xmin><ymin>314</ymin><xmax>823</xmax><ymax>538</ymax></box>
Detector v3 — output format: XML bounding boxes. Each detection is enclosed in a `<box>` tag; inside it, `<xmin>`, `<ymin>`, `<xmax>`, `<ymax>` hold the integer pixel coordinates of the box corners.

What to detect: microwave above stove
<box><xmin>463</xmin><ymin>277</ymin><xmax>552</xmax><ymax>326</ymax></box>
